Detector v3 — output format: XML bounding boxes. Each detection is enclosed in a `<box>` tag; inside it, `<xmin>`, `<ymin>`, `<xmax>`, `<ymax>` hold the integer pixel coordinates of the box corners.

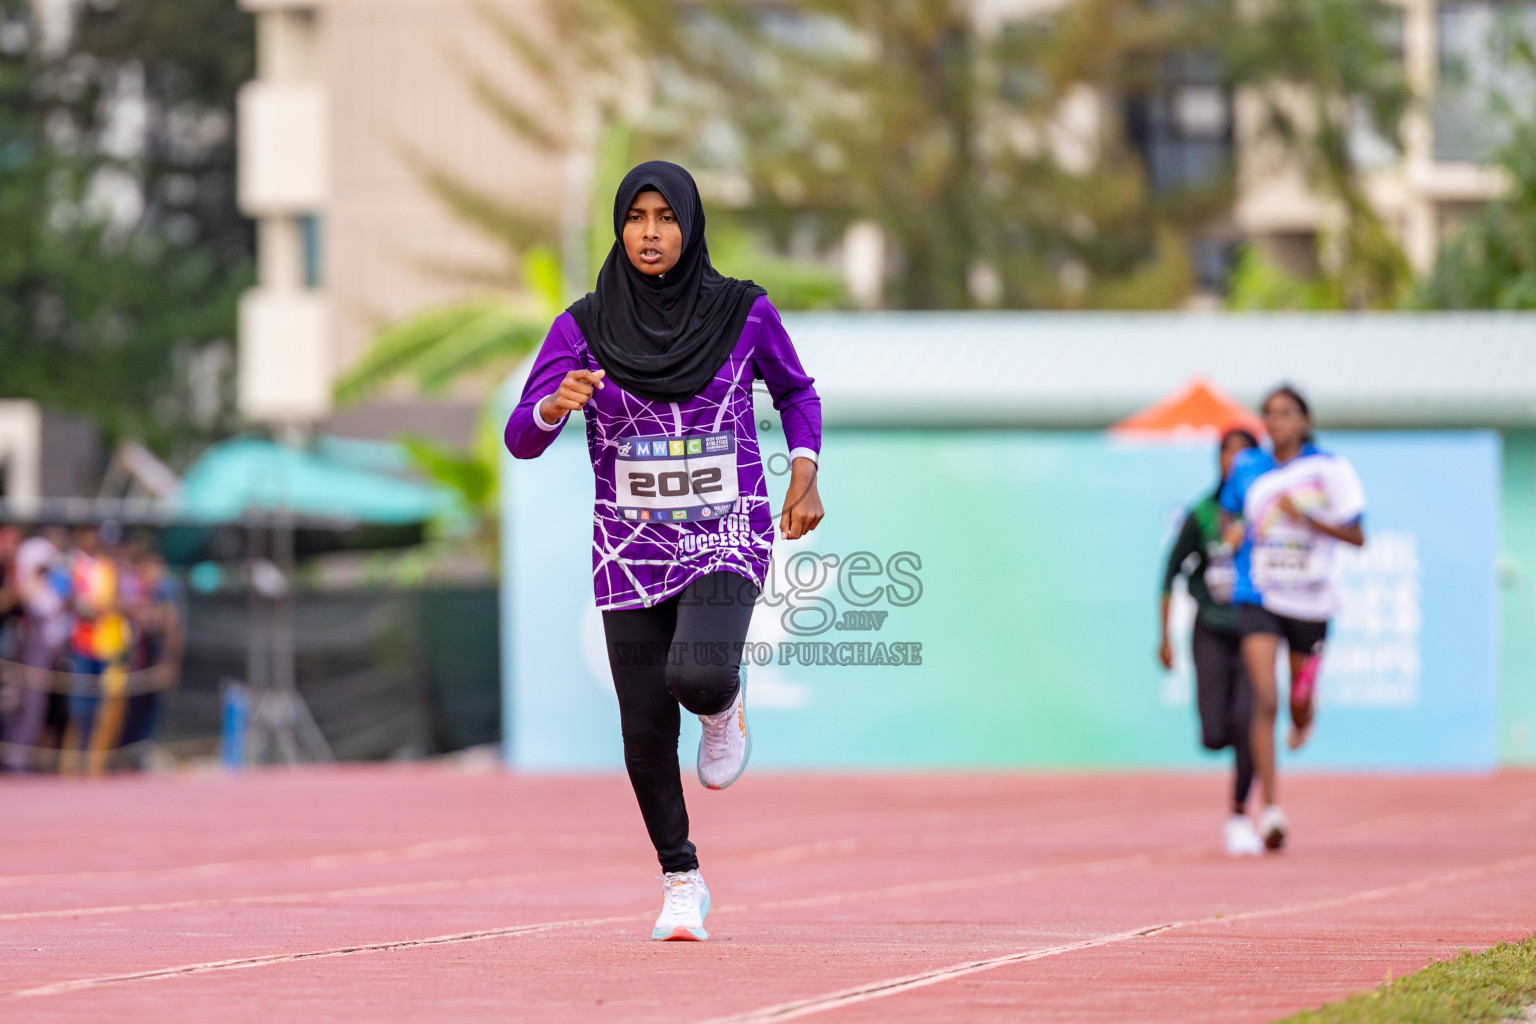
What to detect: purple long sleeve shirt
<box><xmin>505</xmin><ymin>295</ymin><xmax>822</xmax><ymax>611</ymax></box>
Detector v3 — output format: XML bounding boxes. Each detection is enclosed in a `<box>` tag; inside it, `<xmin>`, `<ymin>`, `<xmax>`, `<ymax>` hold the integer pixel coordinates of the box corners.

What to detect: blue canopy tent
<box><xmin>173</xmin><ymin>435</ymin><xmax>458</xmax><ymax>525</ymax></box>
<box><xmin>149</xmin><ymin>435</ymin><xmax>465</xmax><ymax>566</ymax></box>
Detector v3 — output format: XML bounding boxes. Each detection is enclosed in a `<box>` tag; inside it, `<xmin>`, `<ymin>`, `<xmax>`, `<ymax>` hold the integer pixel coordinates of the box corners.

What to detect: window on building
<box><xmin>299</xmin><ymin>214</ymin><xmax>323</xmax><ymax>289</ymax></box>
<box><xmin>1435</xmin><ymin>0</ymin><xmax>1536</xmax><ymax>162</ymax></box>
<box><xmin>1189</xmin><ymin>236</ymin><xmax>1236</xmax><ymax>296</ymax></box>
<box><xmin>1349</xmin><ymin>6</ymin><xmax>1405</xmax><ymax>169</ymax></box>
<box><xmin>1123</xmin><ymin>52</ymin><xmax>1234</xmax><ymax>193</ymax></box>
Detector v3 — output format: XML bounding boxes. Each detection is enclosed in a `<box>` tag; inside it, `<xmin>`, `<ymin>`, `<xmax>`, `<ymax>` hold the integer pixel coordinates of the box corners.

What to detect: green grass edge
<box><xmin>1273</xmin><ymin>934</ymin><xmax>1536</xmax><ymax>1024</ymax></box>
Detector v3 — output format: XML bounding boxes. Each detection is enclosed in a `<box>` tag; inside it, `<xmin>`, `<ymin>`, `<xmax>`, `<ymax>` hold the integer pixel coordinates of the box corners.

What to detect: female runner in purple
<box><xmin>505</xmin><ymin>162</ymin><xmax>825</xmax><ymax>940</ymax></box>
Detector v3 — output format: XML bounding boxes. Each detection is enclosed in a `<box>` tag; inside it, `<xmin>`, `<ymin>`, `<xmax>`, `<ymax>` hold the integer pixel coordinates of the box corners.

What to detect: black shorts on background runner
<box><xmin>1238</xmin><ymin>603</ymin><xmax>1327</xmax><ymax>656</ymax></box>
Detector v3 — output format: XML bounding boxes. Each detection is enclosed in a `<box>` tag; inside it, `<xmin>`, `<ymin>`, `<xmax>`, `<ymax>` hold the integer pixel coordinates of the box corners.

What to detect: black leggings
<box><xmin>1192</xmin><ymin>619</ymin><xmax>1254</xmax><ymax>810</ymax></box>
<box><xmin>601</xmin><ymin>570</ymin><xmax>759</xmax><ymax>873</ymax></box>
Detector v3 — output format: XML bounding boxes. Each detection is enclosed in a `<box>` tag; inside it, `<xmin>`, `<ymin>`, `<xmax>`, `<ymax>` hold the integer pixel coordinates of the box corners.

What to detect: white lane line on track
<box><xmin>705</xmin><ymin>925</ymin><xmax>1187</xmax><ymax>1024</ymax></box>
<box><xmin>3</xmin><ymin>913</ymin><xmax>642</xmax><ymax>1000</ymax></box>
<box><xmin>0</xmin><ymin>845</ymin><xmax>1204</xmax><ymax>1001</ymax></box>
<box><xmin>0</xmin><ymin>822</ymin><xmax>1167</xmax><ymax>924</ymax></box>
<box><xmin>0</xmin><ymin>868</ymin><xmax>581</xmax><ymax>923</ymax></box>
<box><xmin>0</xmin><ymin>830</ymin><xmax>633</xmax><ymax>893</ymax></box>
<box><xmin>0</xmin><ymin>842</ymin><xmax>1190</xmax><ymax>927</ymax></box>
<box><xmin>729</xmin><ymin>812</ymin><xmax>1187</xmax><ymax>866</ymax></box>
<box><xmin>11</xmin><ymin>838</ymin><xmax>1530</xmax><ymax>1005</ymax></box>
<box><xmin>731</xmin><ymin>846</ymin><xmax>1195</xmax><ymax>915</ymax></box>
<box><xmin>1216</xmin><ymin>852</ymin><xmax>1536</xmax><ymax>926</ymax></box>
<box><xmin>697</xmin><ymin>852</ymin><xmax>1536</xmax><ymax>1023</ymax></box>
<box><xmin>1331</xmin><ymin>797</ymin><xmax>1536</xmax><ymax>842</ymax></box>
<box><xmin>0</xmin><ymin>837</ymin><xmax>491</xmax><ymax>890</ymax></box>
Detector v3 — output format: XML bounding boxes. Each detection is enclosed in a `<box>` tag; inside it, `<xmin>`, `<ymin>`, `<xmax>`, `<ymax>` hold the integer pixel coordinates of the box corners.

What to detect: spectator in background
<box><xmin>4</xmin><ymin>528</ymin><xmax>69</xmax><ymax>771</ymax></box>
<box><xmin>121</xmin><ymin>547</ymin><xmax>183</xmax><ymax>767</ymax></box>
<box><xmin>62</xmin><ymin>524</ymin><xmax>133</xmax><ymax>775</ymax></box>
<box><xmin>0</xmin><ymin>524</ymin><xmax>20</xmax><ymax>657</ymax></box>
<box><xmin>2</xmin><ymin>526</ymin><xmax>181</xmax><ymax>773</ymax></box>
<box><xmin>0</xmin><ymin>526</ymin><xmax>22</xmax><ymax>751</ymax></box>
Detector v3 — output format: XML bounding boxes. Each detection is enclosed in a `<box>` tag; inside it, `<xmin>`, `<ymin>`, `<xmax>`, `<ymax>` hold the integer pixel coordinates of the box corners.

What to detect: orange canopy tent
<box><xmin>1110</xmin><ymin>376</ymin><xmax>1265</xmax><ymax>439</ymax></box>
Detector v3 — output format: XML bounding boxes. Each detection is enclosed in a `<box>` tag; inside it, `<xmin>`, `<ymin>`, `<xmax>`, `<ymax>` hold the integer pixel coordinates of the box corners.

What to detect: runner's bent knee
<box><xmin>666</xmin><ymin>659</ymin><xmax>738</xmax><ymax>716</ymax></box>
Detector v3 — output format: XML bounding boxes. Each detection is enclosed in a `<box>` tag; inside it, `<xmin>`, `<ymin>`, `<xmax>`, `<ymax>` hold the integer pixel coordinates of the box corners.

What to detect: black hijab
<box><xmin>568</xmin><ymin>161</ymin><xmax>765</xmax><ymax>404</ymax></box>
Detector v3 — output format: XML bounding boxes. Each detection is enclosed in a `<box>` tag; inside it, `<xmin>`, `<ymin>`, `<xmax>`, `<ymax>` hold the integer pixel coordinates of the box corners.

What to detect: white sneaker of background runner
<box><xmin>652</xmin><ymin>869</ymin><xmax>710</xmax><ymax>941</ymax></box>
<box><xmin>697</xmin><ymin>667</ymin><xmax>751</xmax><ymax>790</ymax></box>
<box><xmin>1224</xmin><ymin>814</ymin><xmax>1263</xmax><ymax>857</ymax></box>
<box><xmin>1259</xmin><ymin>804</ymin><xmax>1289</xmax><ymax>851</ymax></box>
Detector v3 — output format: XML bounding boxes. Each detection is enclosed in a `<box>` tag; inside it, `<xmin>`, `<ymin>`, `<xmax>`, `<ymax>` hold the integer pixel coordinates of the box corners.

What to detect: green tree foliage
<box><xmin>332</xmin><ymin>2</ymin><xmax>852</xmax><ymax>563</ymax></box>
<box><xmin>332</xmin><ymin>0</ymin><xmax>1415</xmax><ymax>566</ymax></box>
<box><xmin>563</xmin><ymin>0</ymin><xmax>1412</xmax><ymax>311</ymax></box>
<box><xmin>0</xmin><ymin>0</ymin><xmax>252</xmax><ymax>459</ymax></box>
<box><xmin>1417</xmin><ymin>35</ymin><xmax>1536</xmax><ymax>309</ymax></box>
<box><xmin>343</xmin><ymin>0</ymin><xmax>1417</xmax><ymax>362</ymax></box>
<box><xmin>1225</xmin><ymin>245</ymin><xmax>1345</xmax><ymax>310</ymax></box>
<box><xmin>336</xmin><ymin>0</ymin><xmax>847</xmax><ymax>412</ymax></box>
<box><xmin>70</xmin><ymin>0</ymin><xmax>256</xmax><ymax>271</ymax></box>
<box><xmin>1222</xmin><ymin>0</ymin><xmax>1415</xmax><ymax>309</ymax></box>
<box><xmin>609</xmin><ymin>0</ymin><xmax>1218</xmax><ymax>310</ymax></box>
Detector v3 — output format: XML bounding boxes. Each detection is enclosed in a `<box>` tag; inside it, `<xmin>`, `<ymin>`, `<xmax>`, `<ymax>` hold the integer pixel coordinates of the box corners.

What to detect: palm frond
<box><xmin>399</xmin><ymin>433</ymin><xmax>495</xmax><ymax>509</ymax></box>
<box><xmin>521</xmin><ymin>245</ymin><xmax>565</xmax><ymax>313</ymax></box>
<box><xmin>410</xmin><ymin>310</ymin><xmax>550</xmax><ymax>393</ymax></box>
<box><xmin>469</xmin><ymin>0</ymin><xmax>560</xmax><ymax>88</ymax></box>
<box><xmin>396</xmin><ymin>143</ymin><xmax>558</xmax><ymax>253</ymax></box>
<box><xmin>460</xmin><ymin>60</ymin><xmax>566</xmax><ymax>154</ymax></box>
<box><xmin>405</xmin><ymin>253</ymin><xmax>520</xmax><ymax>292</ymax></box>
<box><xmin>333</xmin><ymin>303</ymin><xmax>495</xmax><ymax>404</ymax></box>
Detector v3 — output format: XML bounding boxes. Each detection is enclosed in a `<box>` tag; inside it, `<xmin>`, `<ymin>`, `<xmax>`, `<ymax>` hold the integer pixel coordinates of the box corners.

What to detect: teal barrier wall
<box><xmin>1501</xmin><ymin>430</ymin><xmax>1536</xmax><ymax>764</ymax></box>
<box><xmin>501</xmin><ymin>417</ymin><xmax>1501</xmax><ymax>772</ymax></box>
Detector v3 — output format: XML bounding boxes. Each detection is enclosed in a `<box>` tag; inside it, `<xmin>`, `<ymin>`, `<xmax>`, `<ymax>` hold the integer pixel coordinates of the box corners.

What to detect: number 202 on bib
<box><xmin>615</xmin><ymin>431</ymin><xmax>739</xmax><ymax>523</ymax></box>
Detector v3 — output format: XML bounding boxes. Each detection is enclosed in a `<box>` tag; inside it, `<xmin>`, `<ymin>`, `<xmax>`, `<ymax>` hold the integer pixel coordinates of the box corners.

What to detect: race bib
<box><xmin>1204</xmin><ymin>560</ymin><xmax>1237</xmax><ymax>604</ymax></box>
<box><xmin>614</xmin><ymin>430</ymin><xmax>739</xmax><ymax>523</ymax></box>
<box><xmin>1251</xmin><ymin>539</ymin><xmax>1324</xmax><ymax>593</ymax></box>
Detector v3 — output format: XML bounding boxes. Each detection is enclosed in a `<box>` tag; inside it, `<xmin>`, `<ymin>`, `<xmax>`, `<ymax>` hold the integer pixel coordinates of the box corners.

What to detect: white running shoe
<box><xmin>1259</xmin><ymin>804</ymin><xmax>1288</xmax><ymax>851</ymax></box>
<box><xmin>1224</xmin><ymin>814</ymin><xmax>1263</xmax><ymax>857</ymax></box>
<box><xmin>697</xmin><ymin>665</ymin><xmax>751</xmax><ymax>790</ymax></box>
<box><xmin>652</xmin><ymin>869</ymin><xmax>710</xmax><ymax>941</ymax></box>
<box><xmin>1287</xmin><ymin>721</ymin><xmax>1314</xmax><ymax>751</ymax></box>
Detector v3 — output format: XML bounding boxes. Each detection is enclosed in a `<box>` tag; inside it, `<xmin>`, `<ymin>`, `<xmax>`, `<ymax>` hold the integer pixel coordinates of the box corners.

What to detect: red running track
<box><xmin>0</xmin><ymin>765</ymin><xmax>1532</xmax><ymax>1022</ymax></box>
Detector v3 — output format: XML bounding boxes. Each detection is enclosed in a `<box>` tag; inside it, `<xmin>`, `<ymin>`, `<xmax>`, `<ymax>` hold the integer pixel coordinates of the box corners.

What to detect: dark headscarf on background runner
<box><xmin>1211</xmin><ymin>427</ymin><xmax>1260</xmax><ymax>502</ymax></box>
<box><xmin>568</xmin><ymin>161</ymin><xmax>765</xmax><ymax>404</ymax></box>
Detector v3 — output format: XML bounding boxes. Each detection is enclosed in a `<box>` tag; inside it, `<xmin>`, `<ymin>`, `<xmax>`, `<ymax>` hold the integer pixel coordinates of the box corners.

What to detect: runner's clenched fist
<box><xmin>539</xmin><ymin>369</ymin><xmax>606</xmax><ymax>424</ymax></box>
<box><xmin>779</xmin><ymin>458</ymin><xmax>824</xmax><ymax>541</ymax></box>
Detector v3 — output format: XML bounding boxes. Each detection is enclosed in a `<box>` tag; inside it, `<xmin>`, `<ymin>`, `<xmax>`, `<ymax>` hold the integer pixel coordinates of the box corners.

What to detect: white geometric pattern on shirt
<box><xmin>587</xmin><ymin>348</ymin><xmax>772</xmax><ymax>610</ymax></box>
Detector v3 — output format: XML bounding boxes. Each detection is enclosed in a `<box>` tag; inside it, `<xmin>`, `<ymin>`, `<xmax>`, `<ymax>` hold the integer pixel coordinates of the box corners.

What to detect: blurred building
<box><xmin>236</xmin><ymin>0</ymin><xmax>558</xmax><ymax>437</ymax></box>
<box><xmin>235</xmin><ymin>0</ymin><xmax>1530</xmax><ymax>421</ymax></box>
<box><xmin>1012</xmin><ymin>0</ymin><xmax>1530</xmax><ymax>286</ymax></box>
<box><xmin>1233</xmin><ymin>0</ymin><xmax>1528</xmax><ymax>277</ymax></box>
<box><xmin>0</xmin><ymin>401</ymin><xmax>103</xmax><ymax>509</ymax></box>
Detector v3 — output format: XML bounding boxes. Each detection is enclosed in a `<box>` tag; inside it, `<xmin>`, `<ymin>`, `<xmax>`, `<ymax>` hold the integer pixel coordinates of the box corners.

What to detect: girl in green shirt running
<box><xmin>1159</xmin><ymin>428</ymin><xmax>1262</xmax><ymax>856</ymax></box>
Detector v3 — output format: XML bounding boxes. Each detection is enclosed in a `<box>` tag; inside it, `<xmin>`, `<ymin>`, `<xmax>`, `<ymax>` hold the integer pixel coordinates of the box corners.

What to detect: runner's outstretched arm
<box><xmin>750</xmin><ymin>298</ymin><xmax>823</xmax><ymax>540</ymax></box>
<box><xmin>1158</xmin><ymin>512</ymin><xmax>1200</xmax><ymax>669</ymax></box>
<box><xmin>505</xmin><ymin>316</ymin><xmax>585</xmax><ymax>460</ymax></box>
